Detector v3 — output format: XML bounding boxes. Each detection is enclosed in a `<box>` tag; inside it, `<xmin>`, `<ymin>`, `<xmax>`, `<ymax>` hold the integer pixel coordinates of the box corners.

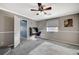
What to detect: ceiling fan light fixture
<box><xmin>36</xmin><ymin>13</ymin><xmax>39</xmax><ymax>15</ymax></box>
<box><xmin>36</xmin><ymin>11</ymin><xmax>50</xmax><ymax>15</ymax></box>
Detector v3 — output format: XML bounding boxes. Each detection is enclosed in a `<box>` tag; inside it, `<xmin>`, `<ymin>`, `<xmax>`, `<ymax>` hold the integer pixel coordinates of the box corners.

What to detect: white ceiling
<box><xmin>0</xmin><ymin>3</ymin><xmax>79</xmax><ymax>21</ymax></box>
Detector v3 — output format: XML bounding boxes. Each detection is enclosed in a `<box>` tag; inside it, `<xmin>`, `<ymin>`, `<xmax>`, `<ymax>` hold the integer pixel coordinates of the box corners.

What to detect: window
<box><xmin>47</xmin><ymin>27</ymin><xmax>58</xmax><ymax>32</ymax></box>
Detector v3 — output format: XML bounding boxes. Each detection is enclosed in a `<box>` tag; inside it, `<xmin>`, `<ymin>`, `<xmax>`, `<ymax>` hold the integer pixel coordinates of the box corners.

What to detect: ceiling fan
<box><xmin>30</xmin><ymin>3</ymin><xmax>52</xmax><ymax>15</ymax></box>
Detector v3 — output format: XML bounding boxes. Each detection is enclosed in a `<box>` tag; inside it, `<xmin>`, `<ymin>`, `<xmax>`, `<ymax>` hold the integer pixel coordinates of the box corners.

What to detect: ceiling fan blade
<box><xmin>31</xmin><ymin>9</ymin><xmax>39</xmax><ymax>11</ymax></box>
<box><xmin>44</xmin><ymin>7</ymin><xmax>52</xmax><ymax>10</ymax></box>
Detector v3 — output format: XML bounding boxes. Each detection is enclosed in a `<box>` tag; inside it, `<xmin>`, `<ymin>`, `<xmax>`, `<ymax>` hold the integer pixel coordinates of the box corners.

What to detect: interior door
<box><xmin>20</xmin><ymin>20</ymin><xmax>27</xmax><ymax>40</ymax></box>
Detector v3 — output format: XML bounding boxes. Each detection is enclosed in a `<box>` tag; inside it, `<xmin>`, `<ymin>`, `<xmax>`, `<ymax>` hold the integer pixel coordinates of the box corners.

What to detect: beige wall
<box><xmin>0</xmin><ymin>12</ymin><xmax>37</xmax><ymax>47</ymax></box>
<box><xmin>0</xmin><ymin>14</ymin><xmax>14</xmax><ymax>47</ymax></box>
<box><xmin>37</xmin><ymin>14</ymin><xmax>79</xmax><ymax>45</ymax></box>
<box><xmin>59</xmin><ymin>14</ymin><xmax>79</xmax><ymax>31</ymax></box>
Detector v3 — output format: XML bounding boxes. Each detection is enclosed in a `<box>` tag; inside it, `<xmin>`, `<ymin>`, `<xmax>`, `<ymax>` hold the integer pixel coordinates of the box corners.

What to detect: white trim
<box><xmin>57</xmin><ymin>31</ymin><xmax>79</xmax><ymax>33</ymax></box>
<box><xmin>0</xmin><ymin>31</ymin><xmax>14</xmax><ymax>33</ymax></box>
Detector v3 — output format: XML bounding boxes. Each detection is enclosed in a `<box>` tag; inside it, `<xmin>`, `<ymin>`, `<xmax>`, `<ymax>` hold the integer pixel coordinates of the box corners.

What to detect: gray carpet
<box><xmin>29</xmin><ymin>41</ymin><xmax>79</xmax><ymax>55</ymax></box>
<box><xmin>6</xmin><ymin>38</ymin><xmax>79</xmax><ymax>55</ymax></box>
<box><xmin>7</xmin><ymin>40</ymin><xmax>44</xmax><ymax>55</ymax></box>
<box><xmin>0</xmin><ymin>48</ymin><xmax>10</xmax><ymax>55</ymax></box>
